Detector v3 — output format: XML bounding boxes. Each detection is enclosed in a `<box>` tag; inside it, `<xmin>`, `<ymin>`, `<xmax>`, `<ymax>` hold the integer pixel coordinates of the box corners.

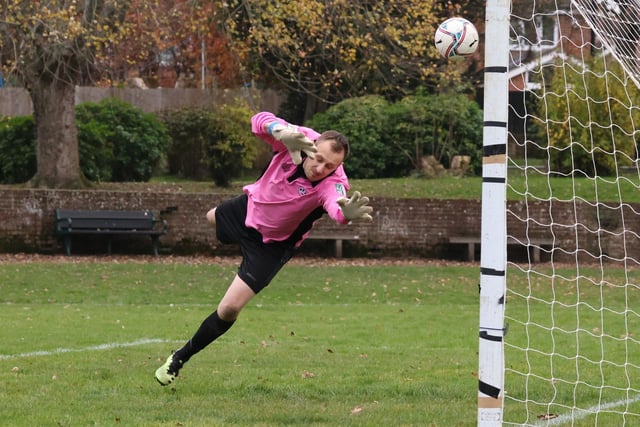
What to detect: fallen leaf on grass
<box><xmin>301</xmin><ymin>370</ymin><xmax>315</xmax><ymax>379</ymax></box>
<box><xmin>351</xmin><ymin>406</ymin><xmax>363</xmax><ymax>414</ymax></box>
<box><xmin>537</xmin><ymin>414</ymin><xmax>558</xmax><ymax>420</ymax></box>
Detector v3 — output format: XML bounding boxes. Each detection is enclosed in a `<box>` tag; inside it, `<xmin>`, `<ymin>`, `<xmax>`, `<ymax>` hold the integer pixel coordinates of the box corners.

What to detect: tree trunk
<box><xmin>28</xmin><ymin>80</ymin><xmax>85</xmax><ymax>188</ymax></box>
<box><xmin>304</xmin><ymin>95</ymin><xmax>326</xmax><ymax>123</ymax></box>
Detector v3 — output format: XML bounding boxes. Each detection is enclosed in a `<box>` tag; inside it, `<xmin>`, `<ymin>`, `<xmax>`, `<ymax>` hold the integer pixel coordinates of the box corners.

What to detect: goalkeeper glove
<box><xmin>269</xmin><ymin>123</ymin><xmax>317</xmax><ymax>165</ymax></box>
<box><xmin>337</xmin><ymin>191</ymin><xmax>373</xmax><ymax>222</ymax></box>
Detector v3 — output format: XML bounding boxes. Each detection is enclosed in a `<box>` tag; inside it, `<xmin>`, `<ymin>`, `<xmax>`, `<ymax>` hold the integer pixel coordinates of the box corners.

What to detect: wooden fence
<box><xmin>0</xmin><ymin>87</ymin><xmax>283</xmax><ymax>117</ymax></box>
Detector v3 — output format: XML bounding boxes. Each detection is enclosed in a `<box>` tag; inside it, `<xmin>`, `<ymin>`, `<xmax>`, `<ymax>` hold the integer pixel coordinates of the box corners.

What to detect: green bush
<box><xmin>76</xmin><ymin>98</ymin><xmax>170</xmax><ymax>182</ymax></box>
<box><xmin>0</xmin><ymin>91</ymin><xmax>484</xmax><ymax>185</ymax></box>
<box><xmin>206</xmin><ymin>105</ymin><xmax>257</xmax><ymax>186</ymax></box>
<box><xmin>75</xmin><ymin>109</ymin><xmax>113</xmax><ymax>181</ymax></box>
<box><xmin>160</xmin><ymin>105</ymin><xmax>257</xmax><ymax>186</ymax></box>
<box><xmin>0</xmin><ymin>116</ymin><xmax>36</xmax><ymax>184</ymax></box>
<box><xmin>307</xmin><ymin>91</ymin><xmax>483</xmax><ymax>178</ymax></box>
<box><xmin>160</xmin><ymin>108</ymin><xmax>211</xmax><ymax>180</ymax></box>
<box><xmin>307</xmin><ymin>95</ymin><xmax>394</xmax><ymax>179</ymax></box>
<box><xmin>544</xmin><ymin>57</ymin><xmax>639</xmax><ymax>177</ymax></box>
<box><xmin>0</xmin><ymin>99</ymin><xmax>170</xmax><ymax>184</ymax></box>
<box><xmin>387</xmin><ymin>90</ymin><xmax>483</xmax><ymax>175</ymax></box>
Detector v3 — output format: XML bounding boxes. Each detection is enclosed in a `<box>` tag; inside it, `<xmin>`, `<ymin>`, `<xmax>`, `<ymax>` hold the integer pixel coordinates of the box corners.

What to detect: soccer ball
<box><xmin>434</xmin><ymin>17</ymin><xmax>479</xmax><ymax>58</ymax></box>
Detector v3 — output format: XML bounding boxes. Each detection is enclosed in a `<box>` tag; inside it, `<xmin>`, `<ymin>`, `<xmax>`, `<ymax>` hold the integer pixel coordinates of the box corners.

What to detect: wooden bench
<box><xmin>55</xmin><ymin>209</ymin><xmax>168</xmax><ymax>256</ymax></box>
<box><xmin>449</xmin><ymin>236</ymin><xmax>554</xmax><ymax>262</ymax></box>
<box><xmin>306</xmin><ymin>233</ymin><xmax>361</xmax><ymax>257</ymax></box>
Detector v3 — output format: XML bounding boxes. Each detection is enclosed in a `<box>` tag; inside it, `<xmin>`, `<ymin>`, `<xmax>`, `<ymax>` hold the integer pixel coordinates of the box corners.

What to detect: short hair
<box><xmin>318</xmin><ymin>130</ymin><xmax>350</xmax><ymax>159</ymax></box>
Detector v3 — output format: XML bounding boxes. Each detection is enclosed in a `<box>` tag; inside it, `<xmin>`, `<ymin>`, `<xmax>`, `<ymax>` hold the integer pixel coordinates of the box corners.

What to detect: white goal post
<box><xmin>479</xmin><ymin>0</ymin><xmax>640</xmax><ymax>425</ymax></box>
<box><xmin>478</xmin><ymin>0</ymin><xmax>510</xmax><ymax>425</ymax></box>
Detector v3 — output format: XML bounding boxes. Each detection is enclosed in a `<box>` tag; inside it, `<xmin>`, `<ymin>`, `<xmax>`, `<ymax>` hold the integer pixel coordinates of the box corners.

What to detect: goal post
<box><xmin>477</xmin><ymin>0</ymin><xmax>511</xmax><ymax>425</ymax></box>
<box><xmin>480</xmin><ymin>0</ymin><xmax>640</xmax><ymax>425</ymax></box>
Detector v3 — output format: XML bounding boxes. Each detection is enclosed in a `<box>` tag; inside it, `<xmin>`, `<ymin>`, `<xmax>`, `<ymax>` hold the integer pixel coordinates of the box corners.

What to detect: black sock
<box><xmin>174</xmin><ymin>311</ymin><xmax>235</xmax><ymax>364</ymax></box>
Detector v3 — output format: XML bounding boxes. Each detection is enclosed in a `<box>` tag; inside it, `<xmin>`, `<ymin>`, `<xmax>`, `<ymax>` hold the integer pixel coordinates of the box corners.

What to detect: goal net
<box><xmin>495</xmin><ymin>0</ymin><xmax>640</xmax><ymax>425</ymax></box>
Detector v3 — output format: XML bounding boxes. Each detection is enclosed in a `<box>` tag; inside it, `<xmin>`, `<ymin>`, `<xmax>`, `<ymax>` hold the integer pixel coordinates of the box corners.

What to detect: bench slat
<box><xmin>58</xmin><ymin>218</ymin><xmax>155</xmax><ymax>230</ymax></box>
<box><xmin>58</xmin><ymin>229</ymin><xmax>166</xmax><ymax>235</ymax></box>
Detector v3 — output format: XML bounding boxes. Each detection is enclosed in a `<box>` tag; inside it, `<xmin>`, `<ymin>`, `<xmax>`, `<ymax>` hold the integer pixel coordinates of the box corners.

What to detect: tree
<box><xmin>103</xmin><ymin>0</ymin><xmax>243</xmax><ymax>89</ymax></box>
<box><xmin>0</xmin><ymin>1</ymin><xmax>129</xmax><ymax>188</ymax></box>
<box><xmin>222</xmin><ymin>0</ymin><xmax>444</xmax><ymax>119</ymax></box>
<box><xmin>0</xmin><ymin>0</ymin><xmax>235</xmax><ymax>188</ymax></box>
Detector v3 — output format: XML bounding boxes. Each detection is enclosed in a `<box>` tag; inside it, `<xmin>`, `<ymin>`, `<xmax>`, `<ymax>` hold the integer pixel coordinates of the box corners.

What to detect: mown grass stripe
<box><xmin>0</xmin><ymin>338</ymin><xmax>179</xmax><ymax>360</ymax></box>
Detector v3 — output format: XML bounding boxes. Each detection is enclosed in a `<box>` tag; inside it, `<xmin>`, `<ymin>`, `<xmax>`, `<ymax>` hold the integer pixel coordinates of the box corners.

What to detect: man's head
<box><xmin>303</xmin><ymin>131</ymin><xmax>349</xmax><ymax>182</ymax></box>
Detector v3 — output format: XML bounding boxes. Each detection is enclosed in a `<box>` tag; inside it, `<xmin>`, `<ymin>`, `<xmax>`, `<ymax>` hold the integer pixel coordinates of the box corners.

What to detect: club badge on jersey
<box><xmin>335</xmin><ymin>184</ymin><xmax>346</xmax><ymax>197</ymax></box>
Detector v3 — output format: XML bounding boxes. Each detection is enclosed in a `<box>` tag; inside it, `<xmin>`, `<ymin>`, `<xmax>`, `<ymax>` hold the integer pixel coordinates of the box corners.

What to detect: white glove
<box><xmin>270</xmin><ymin>123</ymin><xmax>317</xmax><ymax>165</ymax></box>
<box><xmin>337</xmin><ymin>191</ymin><xmax>373</xmax><ymax>222</ymax></box>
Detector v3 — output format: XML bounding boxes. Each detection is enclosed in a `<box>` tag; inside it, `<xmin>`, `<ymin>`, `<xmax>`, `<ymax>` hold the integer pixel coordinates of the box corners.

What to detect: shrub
<box><xmin>307</xmin><ymin>91</ymin><xmax>483</xmax><ymax>178</ymax></box>
<box><xmin>160</xmin><ymin>108</ymin><xmax>212</xmax><ymax>180</ymax></box>
<box><xmin>307</xmin><ymin>95</ymin><xmax>393</xmax><ymax>179</ymax></box>
<box><xmin>206</xmin><ymin>105</ymin><xmax>257</xmax><ymax>187</ymax></box>
<box><xmin>75</xmin><ymin>109</ymin><xmax>113</xmax><ymax>181</ymax></box>
<box><xmin>160</xmin><ymin>104</ymin><xmax>257</xmax><ymax>186</ymax></box>
<box><xmin>76</xmin><ymin>98</ymin><xmax>170</xmax><ymax>181</ymax></box>
<box><xmin>0</xmin><ymin>100</ymin><xmax>170</xmax><ymax>184</ymax></box>
<box><xmin>387</xmin><ymin>89</ymin><xmax>483</xmax><ymax>175</ymax></box>
<box><xmin>544</xmin><ymin>57</ymin><xmax>639</xmax><ymax>177</ymax></box>
<box><xmin>0</xmin><ymin>116</ymin><xmax>36</xmax><ymax>184</ymax></box>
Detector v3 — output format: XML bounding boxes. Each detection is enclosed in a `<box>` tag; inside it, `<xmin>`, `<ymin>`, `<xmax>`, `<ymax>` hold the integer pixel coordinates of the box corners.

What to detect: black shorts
<box><xmin>215</xmin><ymin>194</ymin><xmax>294</xmax><ymax>294</ymax></box>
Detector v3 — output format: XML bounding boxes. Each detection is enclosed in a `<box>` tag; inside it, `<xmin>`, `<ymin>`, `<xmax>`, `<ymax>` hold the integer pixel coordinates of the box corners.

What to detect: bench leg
<box><xmin>151</xmin><ymin>236</ymin><xmax>159</xmax><ymax>256</ymax></box>
<box><xmin>63</xmin><ymin>236</ymin><xmax>72</xmax><ymax>256</ymax></box>
<box><xmin>335</xmin><ymin>239</ymin><xmax>343</xmax><ymax>258</ymax></box>
<box><xmin>467</xmin><ymin>243</ymin><xmax>475</xmax><ymax>261</ymax></box>
<box><xmin>532</xmin><ymin>246</ymin><xmax>541</xmax><ymax>263</ymax></box>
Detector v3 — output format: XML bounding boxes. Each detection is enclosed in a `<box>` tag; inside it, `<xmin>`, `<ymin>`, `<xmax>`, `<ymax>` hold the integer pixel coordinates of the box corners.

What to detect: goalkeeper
<box><xmin>155</xmin><ymin>111</ymin><xmax>373</xmax><ymax>386</ymax></box>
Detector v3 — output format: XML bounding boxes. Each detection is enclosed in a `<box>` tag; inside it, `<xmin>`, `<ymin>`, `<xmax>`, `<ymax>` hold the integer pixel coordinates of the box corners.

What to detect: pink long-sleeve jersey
<box><xmin>243</xmin><ymin>112</ymin><xmax>350</xmax><ymax>246</ymax></box>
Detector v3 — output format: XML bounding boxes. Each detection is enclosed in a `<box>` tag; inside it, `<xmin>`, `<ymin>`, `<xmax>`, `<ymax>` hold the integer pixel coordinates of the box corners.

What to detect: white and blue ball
<box><xmin>434</xmin><ymin>17</ymin><xmax>479</xmax><ymax>58</ymax></box>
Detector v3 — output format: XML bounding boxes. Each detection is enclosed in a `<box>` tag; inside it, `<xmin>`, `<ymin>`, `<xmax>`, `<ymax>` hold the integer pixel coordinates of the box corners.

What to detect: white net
<box><xmin>503</xmin><ymin>1</ymin><xmax>640</xmax><ymax>425</ymax></box>
<box><xmin>573</xmin><ymin>0</ymin><xmax>640</xmax><ymax>89</ymax></box>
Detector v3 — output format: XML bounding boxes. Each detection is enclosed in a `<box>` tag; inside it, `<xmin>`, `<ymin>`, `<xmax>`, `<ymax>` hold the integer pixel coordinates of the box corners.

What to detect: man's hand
<box><xmin>337</xmin><ymin>191</ymin><xmax>373</xmax><ymax>222</ymax></box>
<box><xmin>270</xmin><ymin>124</ymin><xmax>318</xmax><ymax>165</ymax></box>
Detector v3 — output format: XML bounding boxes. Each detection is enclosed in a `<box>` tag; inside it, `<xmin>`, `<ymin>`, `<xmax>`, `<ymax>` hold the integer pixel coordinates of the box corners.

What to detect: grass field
<box><xmin>3</xmin><ymin>258</ymin><xmax>640</xmax><ymax>426</ymax></box>
<box><xmin>0</xmin><ymin>257</ymin><xmax>480</xmax><ymax>427</ymax></box>
<box><xmin>504</xmin><ymin>264</ymin><xmax>640</xmax><ymax>426</ymax></box>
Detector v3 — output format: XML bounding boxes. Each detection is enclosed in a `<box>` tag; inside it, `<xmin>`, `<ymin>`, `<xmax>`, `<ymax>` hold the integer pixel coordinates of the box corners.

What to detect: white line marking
<box><xmin>0</xmin><ymin>338</ymin><xmax>179</xmax><ymax>360</ymax></box>
<box><xmin>533</xmin><ymin>394</ymin><xmax>640</xmax><ymax>426</ymax></box>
